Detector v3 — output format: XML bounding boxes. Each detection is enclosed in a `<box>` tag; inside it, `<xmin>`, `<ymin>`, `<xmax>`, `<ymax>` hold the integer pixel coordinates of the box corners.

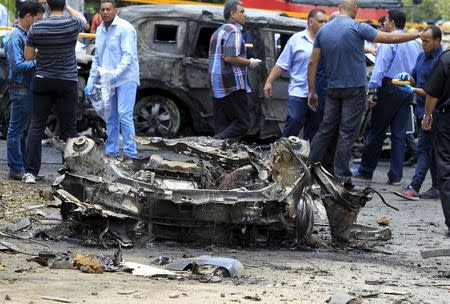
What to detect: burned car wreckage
<box><xmin>52</xmin><ymin>136</ymin><xmax>395</xmax><ymax>248</ymax></box>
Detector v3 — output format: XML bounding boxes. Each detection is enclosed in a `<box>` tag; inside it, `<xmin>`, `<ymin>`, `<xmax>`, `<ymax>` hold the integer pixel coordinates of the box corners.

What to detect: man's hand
<box><xmin>367</xmin><ymin>95</ymin><xmax>377</xmax><ymax>108</ymax></box>
<box><xmin>395</xmin><ymin>72</ymin><xmax>411</xmax><ymax>81</ymax></box>
<box><xmin>422</xmin><ymin>114</ymin><xmax>432</xmax><ymax>131</ymax></box>
<box><xmin>398</xmin><ymin>84</ymin><xmax>414</xmax><ymax>94</ymax></box>
<box><xmin>84</xmin><ymin>77</ymin><xmax>95</xmax><ymax>97</ymax></box>
<box><xmin>308</xmin><ymin>92</ymin><xmax>318</xmax><ymax>111</ymax></box>
<box><xmin>264</xmin><ymin>81</ymin><xmax>272</xmax><ymax>98</ymax></box>
<box><xmin>249</xmin><ymin>58</ymin><xmax>262</xmax><ymax>69</ymax></box>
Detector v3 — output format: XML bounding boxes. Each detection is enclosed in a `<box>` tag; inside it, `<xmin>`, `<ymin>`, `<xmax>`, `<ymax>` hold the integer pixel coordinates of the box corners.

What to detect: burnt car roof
<box><xmin>119</xmin><ymin>4</ymin><xmax>307</xmax><ymax>28</ymax></box>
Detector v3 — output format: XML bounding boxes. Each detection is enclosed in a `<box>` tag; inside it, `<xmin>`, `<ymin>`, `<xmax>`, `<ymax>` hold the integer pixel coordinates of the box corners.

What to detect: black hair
<box><xmin>100</xmin><ymin>0</ymin><xmax>117</xmax><ymax>7</ymax></box>
<box><xmin>387</xmin><ymin>9</ymin><xmax>406</xmax><ymax>30</ymax></box>
<box><xmin>47</xmin><ymin>0</ymin><xmax>65</xmax><ymax>11</ymax></box>
<box><xmin>308</xmin><ymin>8</ymin><xmax>325</xmax><ymax>20</ymax></box>
<box><xmin>423</xmin><ymin>25</ymin><xmax>442</xmax><ymax>41</ymax></box>
<box><xmin>18</xmin><ymin>1</ymin><xmax>45</xmax><ymax>18</ymax></box>
<box><xmin>378</xmin><ymin>16</ymin><xmax>386</xmax><ymax>27</ymax></box>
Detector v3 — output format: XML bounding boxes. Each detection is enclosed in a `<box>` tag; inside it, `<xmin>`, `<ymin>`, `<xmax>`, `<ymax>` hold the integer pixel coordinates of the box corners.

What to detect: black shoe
<box><xmin>404</xmin><ymin>156</ymin><xmax>417</xmax><ymax>167</ymax></box>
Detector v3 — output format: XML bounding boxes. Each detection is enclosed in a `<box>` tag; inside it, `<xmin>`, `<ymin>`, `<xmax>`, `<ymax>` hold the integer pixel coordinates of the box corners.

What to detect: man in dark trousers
<box><xmin>307</xmin><ymin>0</ymin><xmax>420</xmax><ymax>190</ymax></box>
<box><xmin>398</xmin><ymin>25</ymin><xmax>444</xmax><ymax>199</ymax></box>
<box><xmin>208</xmin><ymin>0</ymin><xmax>261</xmax><ymax>140</ymax></box>
<box><xmin>23</xmin><ymin>0</ymin><xmax>86</xmax><ymax>184</ymax></box>
<box><xmin>351</xmin><ymin>9</ymin><xmax>420</xmax><ymax>186</ymax></box>
<box><xmin>422</xmin><ymin>50</ymin><xmax>450</xmax><ymax>237</ymax></box>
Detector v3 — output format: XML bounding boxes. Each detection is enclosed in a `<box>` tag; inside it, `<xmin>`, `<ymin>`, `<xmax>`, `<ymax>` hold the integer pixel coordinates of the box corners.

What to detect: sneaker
<box><xmin>8</xmin><ymin>172</ymin><xmax>23</xmax><ymax>181</ymax></box>
<box><xmin>22</xmin><ymin>173</ymin><xmax>36</xmax><ymax>184</ymax></box>
<box><xmin>419</xmin><ymin>187</ymin><xmax>440</xmax><ymax>200</ymax></box>
<box><xmin>387</xmin><ymin>179</ymin><xmax>401</xmax><ymax>186</ymax></box>
<box><xmin>403</xmin><ymin>185</ymin><xmax>419</xmax><ymax>200</ymax></box>
<box><xmin>350</xmin><ymin>168</ymin><xmax>372</xmax><ymax>181</ymax></box>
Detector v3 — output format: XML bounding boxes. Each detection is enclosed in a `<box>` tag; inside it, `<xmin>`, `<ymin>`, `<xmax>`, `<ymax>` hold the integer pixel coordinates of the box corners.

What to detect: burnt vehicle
<box><xmin>122</xmin><ymin>4</ymin><xmax>307</xmax><ymax>138</ymax></box>
<box><xmin>52</xmin><ymin>136</ymin><xmax>395</xmax><ymax>247</ymax></box>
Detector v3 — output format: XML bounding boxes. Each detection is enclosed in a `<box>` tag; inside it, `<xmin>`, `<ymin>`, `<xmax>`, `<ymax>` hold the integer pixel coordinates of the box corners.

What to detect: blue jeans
<box><xmin>7</xmin><ymin>88</ymin><xmax>33</xmax><ymax>174</ymax></box>
<box><xmin>282</xmin><ymin>96</ymin><xmax>322</xmax><ymax>140</ymax></box>
<box><xmin>359</xmin><ymin>84</ymin><xmax>412</xmax><ymax>182</ymax></box>
<box><xmin>106</xmin><ymin>81</ymin><xmax>138</xmax><ymax>157</ymax></box>
<box><xmin>308</xmin><ymin>87</ymin><xmax>366</xmax><ymax>183</ymax></box>
<box><xmin>410</xmin><ymin>127</ymin><xmax>437</xmax><ymax>191</ymax></box>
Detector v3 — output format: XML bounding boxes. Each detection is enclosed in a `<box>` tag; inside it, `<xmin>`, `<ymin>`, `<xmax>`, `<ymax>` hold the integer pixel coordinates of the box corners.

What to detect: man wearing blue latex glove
<box><xmin>351</xmin><ymin>9</ymin><xmax>420</xmax><ymax>186</ymax></box>
<box><xmin>86</xmin><ymin>0</ymin><xmax>139</xmax><ymax>158</ymax></box>
<box><xmin>398</xmin><ymin>84</ymin><xmax>414</xmax><ymax>94</ymax></box>
<box><xmin>398</xmin><ymin>25</ymin><xmax>444</xmax><ymax>200</ymax></box>
<box><xmin>396</xmin><ymin>72</ymin><xmax>411</xmax><ymax>81</ymax></box>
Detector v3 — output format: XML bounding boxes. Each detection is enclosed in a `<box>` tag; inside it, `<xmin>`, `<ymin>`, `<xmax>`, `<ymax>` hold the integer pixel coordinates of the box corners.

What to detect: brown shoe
<box><xmin>8</xmin><ymin>172</ymin><xmax>23</xmax><ymax>180</ymax></box>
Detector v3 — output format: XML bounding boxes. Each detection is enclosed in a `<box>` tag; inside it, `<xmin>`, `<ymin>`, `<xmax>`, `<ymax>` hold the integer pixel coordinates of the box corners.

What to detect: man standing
<box><xmin>351</xmin><ymin>9</ymin><xmax>420</xmax><ymax>185</ymax></box>
<box><xmin>23</xmin><ymin>0</ymin><xmax>86</xmax><ymax>184</ymax></box>
<box><xmin>399</xmin><ymin>25</ymin><xmax>443</xmax><ymax>199</ymax></box>
<box><xmin>85</xmin><ymin>0</ymin><xmax>139</xmax><ymax>158</ymax></box>
<box><xmin>4</xmin><ymin>1</ymin><xmax>44</xmax><ymax>180</ymax></box>
<box><xmin>208</xmin><ymin>0</ymin><xmax>261</xmax><ymax>140</ymax></box>
<box><xmin>422</xmin><ymin>50</ymin><xmax>450</xmax><ymax>237</ymax></box>
<box><xmin>264</xmin><ymin>9</ymin><xmax>327</xmax><ymax>140</ymax></box>
<box><xmin>307</xmin><ymin>0</ymin><xmax>420</xmax><ymax>190</ymax></box>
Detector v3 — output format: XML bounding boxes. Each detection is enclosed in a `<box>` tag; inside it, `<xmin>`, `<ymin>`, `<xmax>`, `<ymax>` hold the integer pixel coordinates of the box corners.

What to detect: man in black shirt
<box><xmin>422</xmin><ymin>50</ymin><xmax>450</xmax><ymax>236</ymax></box>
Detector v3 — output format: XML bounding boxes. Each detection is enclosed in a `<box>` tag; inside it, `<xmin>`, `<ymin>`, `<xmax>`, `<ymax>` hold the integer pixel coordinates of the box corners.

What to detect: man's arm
<box><xmin>65</xmin><ymin>3</ymin><xmax>87</xmax><ymax>24</ymax></box>
<box><xmin>307</xmin><ymin>47</ymin><xmax>321</xmax><ymax>110</ymax></box>
<box><xmin>264</xmin><ymin>65</ymin><xmax>285</xmax><ymax>98</ymax></box>
<box><xmin>112</xmin><ymin>26</ymin><xmax>136</xmax><ymax>80</ymax></box>
<box><xmin>223</xmin><ymin>56</ymin><xmax>250</xmax><ymax>67</ymax></box>
<box><xmin>373</xmin><ymin>31</ymin><xmax>421</xmax><ymax>44</ymax></box>
<box><xmin>421</xmin><ymin>94</ymin><xmax>438</xmax><ymax>131</ymax></box>
<box><xmin>24</xmin><ymin>45</ymin><xmax>36</xmax><ymax>60</ymax></box>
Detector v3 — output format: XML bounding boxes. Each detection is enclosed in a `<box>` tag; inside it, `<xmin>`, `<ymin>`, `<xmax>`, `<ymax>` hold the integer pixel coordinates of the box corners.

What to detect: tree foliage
<box><xmin>404</xmin><ymin>0</ymin><xmax>449</xmax><ymax>23</ymax></box>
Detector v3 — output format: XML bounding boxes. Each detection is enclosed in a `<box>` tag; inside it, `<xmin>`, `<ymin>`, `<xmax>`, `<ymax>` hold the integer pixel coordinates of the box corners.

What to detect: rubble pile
<box><xmin>51</xmin><ymin>136</ymin><xmax>393</xmax><ymax>248</ymax></box>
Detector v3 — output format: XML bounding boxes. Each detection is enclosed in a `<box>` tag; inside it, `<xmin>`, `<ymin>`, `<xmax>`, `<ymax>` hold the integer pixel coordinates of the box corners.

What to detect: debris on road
<box><xmin>6</xmin><ymin>217</ymin><xmax>31</xmax><ymax>232</ymax></box>
<box><xmin>420</xmin><ymin>249</ymin><xmax>450</xmax><ymax>259</ymax></box>
<box><xmin>166</xmin><ymin>255</ymin><xmax>244</xmax><ymax>278</ymax></box>
<box><xmin>52</xmin><ymin>136</ymin><xmax>395</xmax><ymax>247</ymax></box>
<box><xmin>377</xmin><ymin>216</ymin><xmax>392</xmax><ymax>226</ymax></box>
<box><xmin>40</xmin><ymin>296</ymin><xmax>76</xmax><ymax>303</ymax></box>
<box><xmin>122</xmin><ymin>261</ymin><xmax>175</xmax><ymax>277</ymax></box>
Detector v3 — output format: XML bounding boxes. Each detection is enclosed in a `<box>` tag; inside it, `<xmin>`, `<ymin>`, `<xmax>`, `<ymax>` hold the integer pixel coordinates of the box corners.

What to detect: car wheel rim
<box><xmin>135</xmin><ymin>101</ymin><xmax>172</xmax><ymax>136</ymax></box>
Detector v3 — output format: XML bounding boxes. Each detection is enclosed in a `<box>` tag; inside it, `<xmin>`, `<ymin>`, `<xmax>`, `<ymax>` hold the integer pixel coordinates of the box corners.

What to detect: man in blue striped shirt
<box><xmin>3</xmin><ymin>1</ymin><xmax>44</xmax><ymax>180</ymax></box>
<box><xmin>208</xmin><ymin>0</ymin><xmax>261</xmax><ymax>140</ymax></box>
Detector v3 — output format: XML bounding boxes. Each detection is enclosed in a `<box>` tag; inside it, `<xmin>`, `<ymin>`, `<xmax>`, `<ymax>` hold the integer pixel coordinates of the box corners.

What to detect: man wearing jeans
<box><xmin>307</xmin><ymin>0</ymin><xmax>420</xmax><ymax>190</ymax></box>
<box><xmin>400</xmin><ymin>25</ymin><xmax>443</xmax><ymax>199</ymax></box>
<box><xmin>23</xmin><ymin>0</ymin><xmax>86</xmax><ymax>184</ymax></box>
<box><xmin>85</xmin><ymin>0</ymin><xmax>139</xmax><ymax>158</ymax></box>
<box><xmin>351</xmin><ymin>9</ymin><xmax>420</xmax><ymax>185</ymax></box>
<box><xmin>4</xmin><ymin>1</ymin><xmax>44</xmax><ymax>180</ymax></box>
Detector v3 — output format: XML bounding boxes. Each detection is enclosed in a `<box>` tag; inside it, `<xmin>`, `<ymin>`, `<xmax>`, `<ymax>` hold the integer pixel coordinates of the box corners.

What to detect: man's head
<box><xmin>224</xmin><ymin>0</ymin><xmax>245</xmax><ymax>26</ymax></box>
<box><xmin>339</xmin><ymin>0</ymin><xmax>358</xmax><ymax>19</ymax></box>
<box><xmin>37</xmin><ymin>0</ymin><xmax>47</xmax><ymax>8</ymax></box>
<box><xmin>421</xmin><ymin>25</ymin><xmax>442</xmax><ymax>54</ymax></box>
<box><xmin>100</xmin><ymin>0</ymin><xmax>117</xmax><ymax>25</ymax></box>
<box><xmin>307</xmin><ymin>9</ymin><xmax>327</xmax><ymax>34</ymax></box>
<box><xmin>47</xmin><ymin>0</ymin><xmax>65</xmax><ymax>12</ymax></box>
<box><xmin>18</xmin><ymin>1</ymin><xmax>44</xmax><ymax>28</ymax></box>
<box><xmin>378</xmin><ymin>16</ymin><xmax>386</xmax><ymax>31</ymax></box>
<box><xmin>384</xmin><ymin>9</ymin><xmax>406</xmax><ymax>32</ymax></box>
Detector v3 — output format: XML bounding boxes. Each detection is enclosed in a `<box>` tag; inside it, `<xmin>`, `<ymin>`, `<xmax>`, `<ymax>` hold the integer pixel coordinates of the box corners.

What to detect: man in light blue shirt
<box><xmin>264</xmin><ymin>9</ymin><xmax>327</xmax><ymax>139</ymax></box>
<box><xmin>352</xmin><ymin>9</ymin><xmax>421</xmax><ymax>185</ymax></box>
<box><xmin>85</xmin><ymin>0</ymin><xmax>139</xmax><ymax>158</ymax></box>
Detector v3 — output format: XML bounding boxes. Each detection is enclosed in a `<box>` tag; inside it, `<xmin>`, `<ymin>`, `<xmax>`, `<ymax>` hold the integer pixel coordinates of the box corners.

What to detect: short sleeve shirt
<box><xmin>208</xmin><ymin>22</ymin><xmax>250</xmax><ymax>98</ymax></box>
<box><xmin>314</xmin><ymin>16</ymin><xmax>377</xmax><ymax>89</ymax></box>
<box><xmin>276</xmin><ymin>29</ymin><xmax>314</xmax><ymax>98</ymax></box>
<box><xmin>423</xmin><ymin>51</ymin><xmax>450</xmax><ymax>109</ymax></box>
<box><xmin>27</xmin><ymin>16</ymin><xmax>85</xmax><ymax>82</ymax></box>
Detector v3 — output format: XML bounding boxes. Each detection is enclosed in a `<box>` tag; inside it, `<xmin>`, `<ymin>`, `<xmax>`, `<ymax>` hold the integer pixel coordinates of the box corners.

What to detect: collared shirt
<box><xmin>208</xmin><ymin>22</ymin><xmax>250</xmax><ymax>99</ymax></box>
<box><xmin>411</xmin><ymin>47</ymin><xmax>444</xmax><ymax>118</ymax></box>
<box><xmin>424</xmin><ymin>51</ymin><xmax>450</xmax><ymax>109</ymax></box>
<box><xmin>314</xmin><ymin>16</ymin><xmax>378</xmax><ymax>89</ymax></box>
<box><xmin>90</xmin><ymin>15</ymin><xmax>140</xmax><ymax>86</ymax></box>
<box><xmin>368</xmin><ymin>30</ymin><xmax>421</xmax><ymax>88</ymax></box>
<box><xmin>276</xmin><ymin>29</ymin><xmax>314</xmax><ymax>98</ymax></box>
<box><xmin>3</xmin><ymin>25</ymin><xmax>35</xmax><ymax>90</ymax></box>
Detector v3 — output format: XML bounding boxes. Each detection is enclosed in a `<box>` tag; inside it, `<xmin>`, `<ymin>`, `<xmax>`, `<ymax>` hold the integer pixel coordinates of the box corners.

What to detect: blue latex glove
<box><xmin>398</xmin><ymin>84</ymin><xmax>414</xmax><ymax>94</ymax></box>
<box><xmin>111</xmin><ymin>74</ymin><xmax>119</xmax><ymax>83</ymax></box>
<box><xmin>395</xmin><ymin>72</ymin><xmax>411</xmax><ymax>81</ymax></box>
<box><xmin>84</xmin><ymin>83</ymin><xmax>93</xmax><ymax>97</ymax></box>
